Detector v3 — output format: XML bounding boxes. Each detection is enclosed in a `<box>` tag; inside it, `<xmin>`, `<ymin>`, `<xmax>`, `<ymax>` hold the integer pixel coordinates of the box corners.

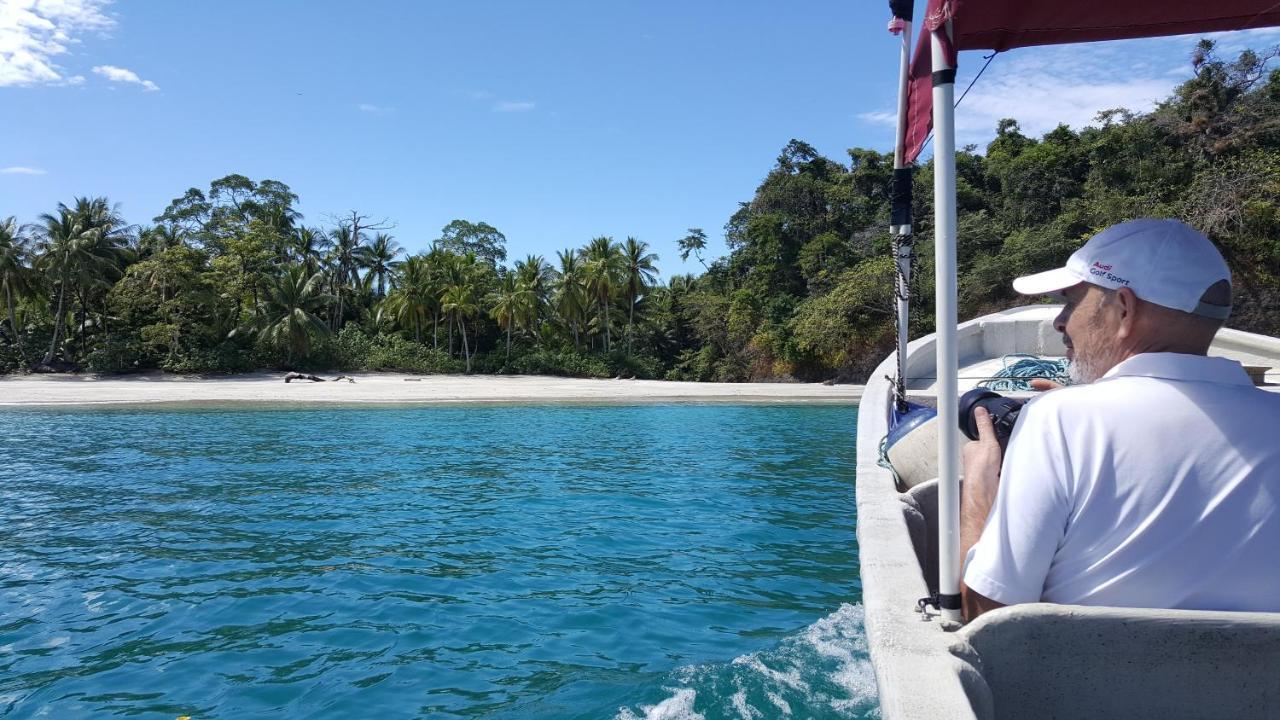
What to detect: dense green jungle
<box><xmin>2</xmin><ymin>42</ymin><xmax>1277</xmax><ymax>382</ymax></box>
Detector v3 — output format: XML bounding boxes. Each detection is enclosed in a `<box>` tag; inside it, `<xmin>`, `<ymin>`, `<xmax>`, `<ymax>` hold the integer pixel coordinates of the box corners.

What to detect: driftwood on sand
<box><xmin>284</xmin><ymin>372</ymin><xmax>355</xmax><ymax>383</ymax></box>
<box><xmin>30</xmin><ymin>360</ymin><xmax>78</xmax><ymax>374</ymax></box>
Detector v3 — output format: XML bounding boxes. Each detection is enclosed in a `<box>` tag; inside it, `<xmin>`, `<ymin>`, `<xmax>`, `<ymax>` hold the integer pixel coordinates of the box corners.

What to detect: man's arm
<box><xmin>960</xmin><ymin>406</ymin><xmax>1007</xmax><ymax>621</ymax></box>
<box><xmin>961</xmin><ymin>396</ymin><xmax>1073</xmax><ymax>621</ymax></box>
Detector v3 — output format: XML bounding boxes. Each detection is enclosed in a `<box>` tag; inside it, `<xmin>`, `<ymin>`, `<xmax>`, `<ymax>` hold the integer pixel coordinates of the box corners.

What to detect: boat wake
<box><xmin>616</xmin><ymin>603</ymin><xmax>879</xmax><ymax>720</ymax></box>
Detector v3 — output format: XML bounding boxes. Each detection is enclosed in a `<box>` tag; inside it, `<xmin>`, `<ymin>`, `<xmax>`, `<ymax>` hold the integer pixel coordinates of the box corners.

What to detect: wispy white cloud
<box><xmin>948</xmin><ymin>51</ymin><xmax>1173</xmax><ymax>142</ymax></box>
<box><xmin>857</xmin><ymin>38</ymin><xmax>1210</xmax><ymax>149</ymax></box>
<box><xmin>92</xmin><ymin>64</ymin><xmax>158</xmax><ymax>91</ymax></box>
<box><xmin>0</xmin><ymin>0</ymin><xmax>115</xmax><ymax>87</ymax></box>
<box><xmin>860</xmin><ymin>32</ymin><xmax>1280</xmax><ymax>151</ymax></box>
<box><xmin>466</xmin><ymin>90</ymin><xmax>537</xmax><ymax>113</ymax></box>
<box><xmin>857</xmin><ymin>110</ymin><xmax>897</xmax><ymax>127</ymax></box>
<box><xmin>1</xmin><ymin>166</ymin><xmax>47</xmax><ymax>175</ymax></box>
<box><xmin>357</xmin><ymin>102</ymin><xmax>393</xmax><ymax>114</ymax></box>
<box><xmin>494</xmin><ymin>100</ymin><xmax>536</xmax><ymax>113</ymax></box>
<box><xmin>950</xmin><ymin>30</ymin><xmax>1280</xmax><ymax>140</ymax></box>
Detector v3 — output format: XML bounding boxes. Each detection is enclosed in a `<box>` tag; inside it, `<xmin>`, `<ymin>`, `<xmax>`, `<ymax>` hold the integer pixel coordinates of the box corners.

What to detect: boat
<box><xmin>857</xmin><ymin>306</ymin><xmax>1280</xmax><ymax>718</ymax></box>
<box><xmin>857</xmin><ymin>2</ymin><xmax>1280</xmax><ymax>717</ymax></box>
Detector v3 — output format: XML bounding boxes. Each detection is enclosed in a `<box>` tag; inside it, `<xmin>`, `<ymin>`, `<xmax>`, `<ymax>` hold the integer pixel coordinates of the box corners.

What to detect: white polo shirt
<box><xmin>964</xmin><ymin>352</ymin><xmax>1280</xmax><ymax>611</ymax></box>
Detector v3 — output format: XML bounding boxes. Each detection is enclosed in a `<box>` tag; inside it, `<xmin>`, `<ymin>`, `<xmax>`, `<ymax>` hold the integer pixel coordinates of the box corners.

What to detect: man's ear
<box><xmin>1115</xmin><ymin>287</ymin><xmax>1140</xmax><ymax>339</ymax></box>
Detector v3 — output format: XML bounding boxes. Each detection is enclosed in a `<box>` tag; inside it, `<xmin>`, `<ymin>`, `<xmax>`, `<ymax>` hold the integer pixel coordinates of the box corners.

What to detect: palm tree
<box><xmin>137</xmin><ymin>223</ymin><xmax>186</xmax><ymax>258</ymax></box>
<box><xmin>489</xmin><ymin>273</ymin><xmax>522</xmax><ymax>361</ymax></box>
<box><xmin>358</xmin><ymin>233</ymin><xmax>403</xmax><ymax>299</ymax></box>
<box><xmin>437</xmin><ymin>251</ymin><xmax>461</xmax><ymax>354</ymax></box>
<box><xmin>0</xmin><ymin>217</ymin><xmax>34</xmax><ymax>362</ymax></box>
<box><xmin>236</xmin><ymin>264</ymin><xmax>330</xmax><ymax>365</ymax></box>
<box><xmin>423</xmin><ymin>247</ymin><xmax>451</xmax><ymax>349</ymax></box>
<box><xmin>621</xmin><ymin>236</ymin><xmax>659</xmax><ymax>355</ymax></box>
<box><xmin>71</xmin><ymin>197</ymin><xmax>133</xmax><ymax>357</ymax></box>
<box><xmin>583</xmin><ymin>236</ymin><xmax>622</xmax><ymax>351</ymax></box>
<box><xmin>441</xmin><ymin>252</ymin><xmax>482</xmax><ymax>373</ymax></box>
<box><xmin>668</xmin><ymin>273</ymin><xmax>696</xmax><ymax>295</ymax></box>
<box><xmin>36</xmin><ymin>198</ymin><xmax>132</xmax><ymax>364</ymax></box>
<box><xmin>514</xmin><ymin>254</ymin><xmax>553</xmax><ymax>341</ymax></box>
<box><xmin>36</xmin><ymin>207</ymin><xmax>86</xmax><ymax>364</ymax></box>
<box><xmin>555</xmin><ymin>248</ymin><xmax>588</xmax><ymax>349</ymax></box>
<box><xmin>378</xmin><ymin>254</ymin><xmax>433</xmax><ymax>343</ymax></box>
<box><xmin>263</xmin><ymin>205</ymin><xmax>301</xmax><ymax>263</ymax></box>
<box><xmin>327</xmin><ymin>223</ymin><xmax>362</xmax><ymax>330</ymax></box>
<box><xmin>290</xmin><ymin>227</ymin><xmax>329</xmax><ymax>275</ymax></box>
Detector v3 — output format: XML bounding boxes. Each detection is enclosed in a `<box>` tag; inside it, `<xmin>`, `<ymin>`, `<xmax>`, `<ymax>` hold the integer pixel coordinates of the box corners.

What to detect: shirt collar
<box><xmin>1101</xmin><ymin>352</ymin><xmax>1253</xmax><ymax>386</ymax></box>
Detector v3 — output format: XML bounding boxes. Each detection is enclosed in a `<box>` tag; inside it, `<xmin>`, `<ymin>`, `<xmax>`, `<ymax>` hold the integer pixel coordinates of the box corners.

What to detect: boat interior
<box><xmin>856</xmin><ymin>305</ymin><xmax>1280</xmax><ymax>720</ymax></box>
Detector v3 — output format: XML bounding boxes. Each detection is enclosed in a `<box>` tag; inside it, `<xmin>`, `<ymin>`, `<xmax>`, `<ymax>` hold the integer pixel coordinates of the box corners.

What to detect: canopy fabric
<box><xmin>903</xmin><ymin>0</ymin><xmax>1280</xmax><ymax>162</ymax></box>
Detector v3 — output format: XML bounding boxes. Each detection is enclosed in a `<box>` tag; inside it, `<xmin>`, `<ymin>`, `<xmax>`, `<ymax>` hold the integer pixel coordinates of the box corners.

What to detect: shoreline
<box><xmin>0</xmin><ymin>372</ymin><xmax>864</xmax><ymax>408</ymax></box>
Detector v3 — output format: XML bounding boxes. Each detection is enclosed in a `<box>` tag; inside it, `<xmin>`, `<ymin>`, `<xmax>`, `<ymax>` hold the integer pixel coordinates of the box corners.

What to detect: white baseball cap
<box><xmin>1012</xmin><ymin>218</ymin><xmax>1232</xmax><ymax>319</ymax></box>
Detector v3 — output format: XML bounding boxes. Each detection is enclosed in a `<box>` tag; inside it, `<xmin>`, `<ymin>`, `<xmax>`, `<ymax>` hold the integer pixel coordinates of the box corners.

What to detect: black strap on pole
<box><xmin>890</xmin><ymin>168</ymin><xmax>913</xmax><ymax>228</ymax></box>
<box><xmin>889</xmin><ymin>0</ymin><xmax>913</xmax><ymax>21</ymax></box>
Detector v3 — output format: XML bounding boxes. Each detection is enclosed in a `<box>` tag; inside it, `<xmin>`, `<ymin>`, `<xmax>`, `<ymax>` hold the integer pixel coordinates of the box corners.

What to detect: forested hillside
<box><xmin>2</xmin><ymin>42</ymin><xmax>1277</xmax><ymax>381</ymax></box>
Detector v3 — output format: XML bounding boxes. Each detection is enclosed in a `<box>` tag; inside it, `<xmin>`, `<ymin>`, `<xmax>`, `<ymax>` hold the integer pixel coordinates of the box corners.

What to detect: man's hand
<box><xmin>960</xmin><ymin>406</ymin><xmax>1007</xmax><ymax>621</ymax></box>
<box><xmin>1029</xmin><ymin>378</ymin><xmax>1063</xmax><ymax>391</ymax></box>
<box><xmin>962</xmin><ymin>406</ymin><xmax>1003</xmax><ymax>513</ymax></box>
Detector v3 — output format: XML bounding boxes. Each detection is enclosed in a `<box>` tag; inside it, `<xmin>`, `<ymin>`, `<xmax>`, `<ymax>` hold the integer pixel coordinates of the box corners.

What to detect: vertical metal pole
<box><xmin>931</xmin><ymin>22</ymin><xmax>962</xmax><ymax>623</ymax></box>
<box><xmin>891</xmin><ymin>22</ymin><xmax>912</xmax><ymax>169</ymax></box>
<box><xmin>889</xmin><ymin>14</ymin><xmax>914</xmax><ymax>414</ymax></box>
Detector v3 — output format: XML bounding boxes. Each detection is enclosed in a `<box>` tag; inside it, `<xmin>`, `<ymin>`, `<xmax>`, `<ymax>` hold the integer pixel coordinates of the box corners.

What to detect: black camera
<box><xmin>958</xmin><ymin>389</ymin><xmax>1027</xmax><ymax>448</ymax></box>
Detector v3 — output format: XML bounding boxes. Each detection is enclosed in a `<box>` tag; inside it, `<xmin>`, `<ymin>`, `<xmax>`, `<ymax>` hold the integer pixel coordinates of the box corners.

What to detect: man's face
<box><xmin>1053</xmin><ymin>283</ymin><xmax>1124</xmax><ymax>384</ymax></box>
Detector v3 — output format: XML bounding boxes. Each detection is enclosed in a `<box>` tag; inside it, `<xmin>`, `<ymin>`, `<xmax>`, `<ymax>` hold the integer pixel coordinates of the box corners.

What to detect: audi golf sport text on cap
<box><xmin>1011</xmin><ymin>218</ymin><xmax>1232</xmax><ymax>320</ymax></box>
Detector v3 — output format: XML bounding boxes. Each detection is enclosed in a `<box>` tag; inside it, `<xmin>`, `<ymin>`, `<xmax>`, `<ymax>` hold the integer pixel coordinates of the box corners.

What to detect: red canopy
<box><xmin>903</xmin><ymin>0</ymin><xmax>1280</xmax><ymax>162</ymax></box>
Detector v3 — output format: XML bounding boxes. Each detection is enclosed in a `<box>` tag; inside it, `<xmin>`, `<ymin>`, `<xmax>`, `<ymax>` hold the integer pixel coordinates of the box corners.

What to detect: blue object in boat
<box><xmin>886</xmin><ymin>402</ymin><xmax>936</xmax><ymax>451</ymax></box>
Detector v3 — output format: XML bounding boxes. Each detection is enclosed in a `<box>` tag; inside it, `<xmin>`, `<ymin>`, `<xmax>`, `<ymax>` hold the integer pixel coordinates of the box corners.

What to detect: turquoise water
<box><xmin>0</xmin><ymin>404</ymin><xmax>875</xmax><ymax>719</ymax></box>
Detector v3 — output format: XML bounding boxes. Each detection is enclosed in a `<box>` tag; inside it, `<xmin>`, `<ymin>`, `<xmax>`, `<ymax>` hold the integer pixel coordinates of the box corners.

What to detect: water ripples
<box><xmin>0</xmin><ymin>404</ymin><xmax>871</xmax><ymax>718</ymax></box>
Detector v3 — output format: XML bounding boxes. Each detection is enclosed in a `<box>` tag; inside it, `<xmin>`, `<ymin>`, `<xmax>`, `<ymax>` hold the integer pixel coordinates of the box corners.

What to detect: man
<box><xmin>960</xmin><ymin>218</ymin><xmax>1280</xmax><ymax>621</ymax></box>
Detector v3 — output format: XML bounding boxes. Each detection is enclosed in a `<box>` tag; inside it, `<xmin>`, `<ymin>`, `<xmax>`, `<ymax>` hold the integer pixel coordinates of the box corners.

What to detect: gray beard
<box><xmin>1067</xmin><ymin>360</ymin><xmax>1095</xmax><ymax>384</ymax></box>
<box><xmin>1067</xmin><ymin>347</ymin><xmax>1124</xmax><ymax>384</ymax></box>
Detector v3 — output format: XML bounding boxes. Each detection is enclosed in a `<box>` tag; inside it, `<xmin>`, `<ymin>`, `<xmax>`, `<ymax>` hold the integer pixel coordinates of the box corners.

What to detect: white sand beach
<box><xmin>0</xmin><ymin>372</ymin><xmax>863</xmax><ymax>407</ymax></box>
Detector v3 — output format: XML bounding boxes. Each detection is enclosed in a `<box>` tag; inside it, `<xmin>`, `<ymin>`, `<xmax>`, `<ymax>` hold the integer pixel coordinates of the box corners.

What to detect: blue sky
<box><xmin>3</xmin><ymin>1</ymin><xmax>1278</xmax><ymax>276</ymax></box>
